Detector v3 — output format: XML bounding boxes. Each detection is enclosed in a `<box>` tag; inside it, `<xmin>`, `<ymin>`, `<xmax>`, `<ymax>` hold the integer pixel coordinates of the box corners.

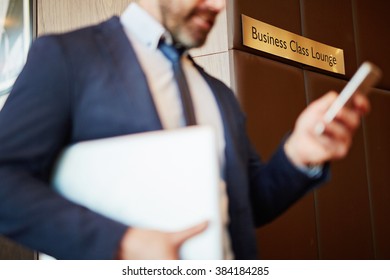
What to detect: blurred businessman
<box><xmin>0</xmin><ymin>0</ymin><xmax>369</xmax><ymax>259</ymax></box>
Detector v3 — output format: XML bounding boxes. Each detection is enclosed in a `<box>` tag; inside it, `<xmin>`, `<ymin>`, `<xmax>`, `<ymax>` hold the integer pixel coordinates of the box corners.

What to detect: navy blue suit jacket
<box><xmin>0</xmin><ymin>17</ymin><xmax>327</xmax><ymax>259</ymax></box>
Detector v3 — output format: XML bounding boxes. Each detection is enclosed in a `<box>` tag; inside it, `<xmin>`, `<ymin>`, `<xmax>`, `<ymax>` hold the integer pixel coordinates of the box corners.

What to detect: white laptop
<box><xmin>52</xmin><ymin>125</ymin><xmax>223</xmax><ymax>259</ymax></box>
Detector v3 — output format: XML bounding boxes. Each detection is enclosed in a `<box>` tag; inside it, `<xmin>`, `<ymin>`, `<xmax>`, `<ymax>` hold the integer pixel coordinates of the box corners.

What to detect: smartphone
<box><xmin>315</xmin><ymin>61</ymin><xmax>382</xmax><ymax>134</ymax></box>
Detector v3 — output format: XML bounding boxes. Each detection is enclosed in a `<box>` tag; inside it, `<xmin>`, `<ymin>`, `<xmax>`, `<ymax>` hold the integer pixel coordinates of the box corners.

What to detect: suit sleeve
<box><xmin>0</xmin><ymin>36</ymin><xmax>128</xmax><ymax>259</ymax></box>
<box><xmin>247</xmin><ymin>138</ymin><xmax>329</xmax><ymax>226</ymax></box>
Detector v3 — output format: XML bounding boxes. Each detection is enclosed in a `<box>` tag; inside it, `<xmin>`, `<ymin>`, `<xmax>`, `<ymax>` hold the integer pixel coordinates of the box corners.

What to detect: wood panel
<box><xmin>352</xmin><ymin>0</ymin><xmax>390</xmax><ymax>89</ymax></box>
<box><xmin>0</xmin><ymin>236</ymin><xmax>35</xmax><ymax>260</ymax></box>
<box><xmin>232</xmin><ymin>50</ymin><xmax>318</xmax><ymax>259</ymax></box>
<box><xmin>228</xmin><ymin>0</ymin><xmax>390</xmax><ymax>260</ymax></box>
<box><xmin>304</xmin><ymin>70</ymin><xmax>374</xmax><ymax>259</ymax></box>
<box><xmin>300</xmin><ymin>0</ymin><xmax>357</xmax><ymax>78</ymax></box>
<box><xmin>37</xmin><ymin>0</ymin><xmax>133</xmax><ymax>35</ymax></box>
<box><xmin>233</xmin><ymin>51</ymin><xmax>306</xmax><ymax>156</ymax></box>
<box><xmin>227</xmin><ymin>0</ymin><xmax>303</xmax><ymax>64</ymax></box>
<box><xmin>364</xmin><ymin>90</ymin><xmax>390</xmax><ymax>259</ymax></box>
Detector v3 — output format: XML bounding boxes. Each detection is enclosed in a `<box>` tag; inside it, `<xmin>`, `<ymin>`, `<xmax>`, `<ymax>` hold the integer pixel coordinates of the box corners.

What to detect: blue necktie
<box><xmin>158</xmin><ymin>41</ymin><xmax>197</xmax><ymax>126</ymax></box>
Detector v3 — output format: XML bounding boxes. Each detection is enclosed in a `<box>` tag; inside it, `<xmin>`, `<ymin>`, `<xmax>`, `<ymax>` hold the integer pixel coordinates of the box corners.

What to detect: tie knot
<box><xmin>158</xmin><ymin>41</ymin><xmax>185</xmax><ymax>63</ymax></box>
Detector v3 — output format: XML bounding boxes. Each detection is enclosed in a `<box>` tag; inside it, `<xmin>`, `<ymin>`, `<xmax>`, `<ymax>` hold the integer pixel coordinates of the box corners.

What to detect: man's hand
<box><xmin>284</xmin><ymin>91</ymin><xmax>370</xmax><ymax>168</ymax></box>
<box><xmin>116</xmin><ymin>221</ymin><xmax>208</xmax><ymax>259</ymax></box>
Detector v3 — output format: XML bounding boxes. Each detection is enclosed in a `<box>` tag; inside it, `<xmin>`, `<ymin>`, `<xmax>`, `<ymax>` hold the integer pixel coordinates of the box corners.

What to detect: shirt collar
<box><xmin>120</xmin><ymin>2</ymin><xmax>173</xmax><ymax>50</ymax></box>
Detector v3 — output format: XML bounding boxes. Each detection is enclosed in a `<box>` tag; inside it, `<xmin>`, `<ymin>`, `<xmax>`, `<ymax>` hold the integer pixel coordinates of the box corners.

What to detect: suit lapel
<box><xmin>193</xmin><ymin>63</ymin><xmax>238</xmax><ymax>151</ymax></box>
<box><xmin>98</xmin><ymin>17</ymin><xmax>163</xmax><ymax>132</ymax></box>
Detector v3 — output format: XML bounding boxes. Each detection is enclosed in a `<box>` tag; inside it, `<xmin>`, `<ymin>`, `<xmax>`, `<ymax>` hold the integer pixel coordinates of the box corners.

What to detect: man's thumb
<box><xmin>170</xmin><ymin>221</ymin><xmax>209</xmax><ymax>246</ymax></box>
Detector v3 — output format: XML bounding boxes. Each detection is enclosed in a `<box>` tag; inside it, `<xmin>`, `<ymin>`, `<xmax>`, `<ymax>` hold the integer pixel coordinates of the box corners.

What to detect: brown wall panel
<box><xmin>304</xmin><ymin>71</ymin><xmax>374</xmax><ymax>259</ymax></box>
<box><xmin>232</xmin><ymin>50</ymin><xmax>307</xmax><ymax>157</ymax></box>
<box><xmin>300</xmin><ymin>0</ymin><xmax>358</xmax><ymax>78</ymax></box>
<box><xmin>353</xmin><ymin>0</ymin><xmax>390</xmax><ymax>89</ymax></box>
<box><xmin>228</xmin><ymin>0</ymin><xmax>390</xmax><ymax>260</ymax></box>
<box><xmin>0</xmin><ymin>236</ymin><xmax>35</xmax><ymax>260</ymax></box>
<box><xmin>228</xmin><ymin>0</ymin><xmax>303</xmax><ymax>59</ymax></box>
<box><xmin>364</xmin><ymin>90</ymin><xmax>390</xmax><ymax>259</ymax></box>
<box><xmin>231</xmin><ymin>50</ymin><xmax>318</xmax><ymax>259</ymax></box>
<box><xmin>256</xmin><ymin>194</ymin><xmax>318</xmax><ymax>259</ymax></box>
<box><xmin>38</xmin><ymin>0</ymin><xmax>133</xmax><ymax>35</ymax></box>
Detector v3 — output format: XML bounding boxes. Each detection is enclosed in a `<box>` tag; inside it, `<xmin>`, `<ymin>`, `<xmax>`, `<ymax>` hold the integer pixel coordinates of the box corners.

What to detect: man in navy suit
<box><xmin>0</xmin><ymin>0</ymin><xmax>369</xmax><ymax>259</ymax></box>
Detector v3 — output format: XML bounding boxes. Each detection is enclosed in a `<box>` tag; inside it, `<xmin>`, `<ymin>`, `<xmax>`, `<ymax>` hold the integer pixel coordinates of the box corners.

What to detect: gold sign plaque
<box><xmin>242</xmin><ymin>14</ymin><xmax>345</xmax><ymax>75</ymax></box>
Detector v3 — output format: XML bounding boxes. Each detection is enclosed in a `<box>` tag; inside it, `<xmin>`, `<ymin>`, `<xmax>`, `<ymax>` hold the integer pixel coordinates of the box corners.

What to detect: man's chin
<box><xmin>177</xmin><ymin>33</ymin><xmax>209</xmax><ymax>49</ymax></box>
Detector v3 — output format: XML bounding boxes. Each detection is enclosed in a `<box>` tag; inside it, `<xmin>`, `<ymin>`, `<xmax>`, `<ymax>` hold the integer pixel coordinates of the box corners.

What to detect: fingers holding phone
<box><xmin>315</xmin><ymin>62</ymin><xmax>381</xmax><ymax>135</ymax></box>
<box><xmin>285</xmin><ymin>61</ymin><xmax>381</xmax><ymax>167</ymax></box>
